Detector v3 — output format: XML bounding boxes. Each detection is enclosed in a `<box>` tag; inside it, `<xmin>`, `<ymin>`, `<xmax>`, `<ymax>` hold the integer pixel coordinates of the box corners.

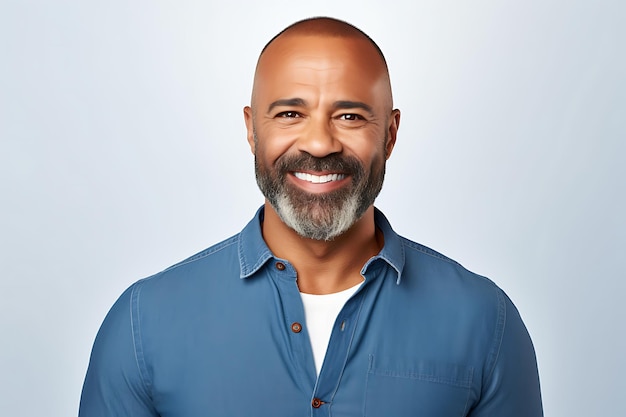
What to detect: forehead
<box><xmin>253</xmin><ymin>34</ymin><xmax>391</xmax><ymax>107</ymax></box>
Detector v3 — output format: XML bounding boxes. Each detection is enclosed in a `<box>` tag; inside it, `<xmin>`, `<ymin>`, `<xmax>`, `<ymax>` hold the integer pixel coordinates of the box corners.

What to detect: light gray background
<box><xmin>1</xmin><ymin>1</ymin><xmax>624</xmax><ymax>416</ymax></box>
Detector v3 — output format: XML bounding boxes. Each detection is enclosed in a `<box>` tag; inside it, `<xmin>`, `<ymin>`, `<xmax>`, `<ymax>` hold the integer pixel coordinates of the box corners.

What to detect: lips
<box><xmin>293</xmin><ymin>172</ymin><xmax>347</xmax><ymax>184</ymax></box>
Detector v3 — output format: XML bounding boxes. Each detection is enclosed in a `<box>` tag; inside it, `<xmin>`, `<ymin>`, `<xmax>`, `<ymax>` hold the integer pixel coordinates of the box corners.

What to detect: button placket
<box><xmin>271</xmin><ymin>258</ymin><xmax>316</xmax><ymax>388</ymax></box>
<box><xmin>310</xmin><ymin>283</ymin><xmax>371</xmax><ymax>412</ymax></box>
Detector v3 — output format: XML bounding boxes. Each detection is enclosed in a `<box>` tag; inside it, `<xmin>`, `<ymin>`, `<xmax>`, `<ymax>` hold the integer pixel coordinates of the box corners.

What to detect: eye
<box><xmin>334</xmin><ymin>112</ymin><xmax>368</xmax><ymax>128</ymax></box>
<box><xmin>276</xmin><ymin>111</ymin><xmax>301</xmax><ymax>118</ymax></box>
<box><xmin>338</xmin><ymin>113</ymin><xmax>365</xmax><ymax>121</ymax></box>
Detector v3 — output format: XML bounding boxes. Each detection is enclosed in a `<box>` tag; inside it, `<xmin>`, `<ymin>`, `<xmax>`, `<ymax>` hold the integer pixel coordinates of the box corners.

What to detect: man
<box><xmin>80</xmin><ymin>17</ymin><xmax>543</xmax><ymax>416</ymax></box>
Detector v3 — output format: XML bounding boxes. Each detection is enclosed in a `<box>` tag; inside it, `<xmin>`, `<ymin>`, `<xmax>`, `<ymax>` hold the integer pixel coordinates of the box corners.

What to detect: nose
<box><xmin>296</xmin><ymin>117</ymin><xmax>342</xmax><ymax>158</ymax></box>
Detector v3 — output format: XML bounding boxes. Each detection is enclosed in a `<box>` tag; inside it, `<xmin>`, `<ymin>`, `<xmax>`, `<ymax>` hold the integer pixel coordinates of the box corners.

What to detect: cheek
<box><xmin>254</xmin><ymin>127</ymin><xmax>300</xmax><ymax>165</ymax></box>
<box><xmin>339</xmin><ymin>132</ymin><xmax>387</xmax><ymax>166</ymax></box>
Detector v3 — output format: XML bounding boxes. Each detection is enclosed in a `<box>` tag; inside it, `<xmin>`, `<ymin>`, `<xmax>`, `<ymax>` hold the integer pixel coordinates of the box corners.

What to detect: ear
<box><xmin>385</xmin><ymin>109</ymin><xmax>401</xmax><ymax>159</ymax></box>
<box><xmin>243</xmin><ymin>106</ymin><xmax>255</xmax><ymax>154</ymax></box>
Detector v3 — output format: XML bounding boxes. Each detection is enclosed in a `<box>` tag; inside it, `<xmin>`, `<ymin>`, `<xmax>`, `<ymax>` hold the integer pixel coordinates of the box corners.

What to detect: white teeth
<box><xmin>294</xmin><ymin>172</ymin><xmax>346</xmax><ymax>184</ymax></box>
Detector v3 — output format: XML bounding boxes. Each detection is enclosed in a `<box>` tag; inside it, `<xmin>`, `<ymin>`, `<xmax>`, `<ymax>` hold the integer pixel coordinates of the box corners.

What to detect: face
<box><xmin>244</xmin><ymin>34</ymin><xmax>400</xmax><ymax>241</ymax></box>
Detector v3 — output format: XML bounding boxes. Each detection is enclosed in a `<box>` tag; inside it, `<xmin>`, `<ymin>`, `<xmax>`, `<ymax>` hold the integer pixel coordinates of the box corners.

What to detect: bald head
<box><xmin>260</xmin><ymin>17</ymin><xmax>389</xmax><ymax>71</ymax></box>
<box><xmin>251</xmin><ymin>17</ymin><xmax>394</xmax><ymax>111</ymax></box>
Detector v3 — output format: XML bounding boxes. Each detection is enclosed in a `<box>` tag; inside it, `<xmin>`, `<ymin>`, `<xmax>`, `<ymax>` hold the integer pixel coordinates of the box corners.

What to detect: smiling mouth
<box><xmin>293</xmin><ymin>172</ymin><xmax>347</xmax><ymax>184</ymax></box>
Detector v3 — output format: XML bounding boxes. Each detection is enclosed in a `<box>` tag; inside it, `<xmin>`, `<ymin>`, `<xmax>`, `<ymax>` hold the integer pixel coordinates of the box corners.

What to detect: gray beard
<box><xmin>254</xmin><ymin>138</ymin><xmax>386</xmax><ymax>241</ymax></box>
<box><xmin>272</xmin><ymin>186</ymin><xmax>361</xmax><ymax>241</ymax></box>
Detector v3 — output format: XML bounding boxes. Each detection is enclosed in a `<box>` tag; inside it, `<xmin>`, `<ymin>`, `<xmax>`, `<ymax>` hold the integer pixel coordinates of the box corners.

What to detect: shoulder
<box><xmin>381</xmin><ymin>237</ymin><xmax>541</xmax><ymax>414</ymax></box>
<box><xmin>374</xmin><ymin>208</ymin><xmax>499</xmax><ymax>301</ymax></box>
<box><xmin>388</xmin><ymin>234</ymin><xmax>514</xmax><ymax>347</ymax></box>
<box><xmin>131</xmin><ymin>233</ymin><xmax>242</xmax><ymax>299</ymax></box>
<box><xmin>398</xmin><ymin>236</ymin><xmax>457</xmax><ymax>264</ymax></box>
<box><xmin>397</xmin><ymin>235</ymin><xmax>500</xmax><ymax>297</ymax></box>
<box><xmin>163</xmin><ymin>233</ymin><xmax>240</xmax><ymax>274</ymax></box>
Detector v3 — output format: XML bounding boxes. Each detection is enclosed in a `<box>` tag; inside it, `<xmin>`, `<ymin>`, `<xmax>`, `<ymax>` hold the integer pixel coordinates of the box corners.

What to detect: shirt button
<box><xmin>291</xmin><ymin>322</ymin><xmax>302</xmax><ymax>333</ymax></box>
<box><xmin>275</xmin><ymin>262</ymin><xmax>286</xmax><ymax>271</ymax></box>
<box><xmin>311</xmin><ymin>398</ymin><xmax>323</xmax><ymax>408</ymax></box>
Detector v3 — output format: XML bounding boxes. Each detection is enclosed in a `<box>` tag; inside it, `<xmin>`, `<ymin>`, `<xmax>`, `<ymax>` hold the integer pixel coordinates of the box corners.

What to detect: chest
<box><xmin>140</xmin><ymin>274</ymin><xmax>485</xmax><ymax>417</ymax></box>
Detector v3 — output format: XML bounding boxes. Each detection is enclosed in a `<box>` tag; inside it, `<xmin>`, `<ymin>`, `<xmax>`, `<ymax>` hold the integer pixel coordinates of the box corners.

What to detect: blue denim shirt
<box><xmin>80</xmin><ymin>207</ymin><xmax>542</xmax><ymax>416</ymax></box>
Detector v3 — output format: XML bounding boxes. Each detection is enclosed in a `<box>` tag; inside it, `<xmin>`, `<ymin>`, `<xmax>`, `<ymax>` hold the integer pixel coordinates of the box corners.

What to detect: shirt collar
<box><xmin>238</xmin><ymin>206</ymin><xmax>274</xmax><ymax>279</ymax></box>
<box><xmin>370</xmin><ymin>207</ymin><xmax>405</xmax><ymax>284</ymax></box>
<box><xmin>238</xmin><ymin>206</ymin><xmax>406</xmax><ymax>284</ymax></box>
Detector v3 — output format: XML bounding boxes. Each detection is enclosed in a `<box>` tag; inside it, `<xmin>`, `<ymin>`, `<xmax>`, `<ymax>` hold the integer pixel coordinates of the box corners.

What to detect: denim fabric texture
<box><xmin>79</xmin><ymin>207</ymin><xmax>542</xmax><ymax>416</ymax></box>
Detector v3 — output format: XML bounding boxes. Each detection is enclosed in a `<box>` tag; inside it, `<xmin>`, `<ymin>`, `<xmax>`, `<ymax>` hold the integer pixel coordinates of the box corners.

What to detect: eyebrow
<box><xmin>267</xmin><ymin>98</ymin><xmax>374</xmax><ymax>115</ymax></box>
<box><xmin>267</xmin><ymin>98</ymin><xmax>306</xmax><ymax>113</ymax></box>
<box><xmin>333</xmin><ymin>100</ymin><xmax>374</xmax><ymax>115</ymax></box>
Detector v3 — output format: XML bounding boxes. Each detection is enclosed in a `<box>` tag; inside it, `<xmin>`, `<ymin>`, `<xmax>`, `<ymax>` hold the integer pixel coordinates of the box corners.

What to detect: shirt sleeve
<box><xmin>79</xmin><ymin>283</ymin><xmax>157</xmax><ymax>417</ymax></box>
<box><xmin>469</xmin><ymin>291</ymin><xmax>543</xmax><ymax>416</ymax></box>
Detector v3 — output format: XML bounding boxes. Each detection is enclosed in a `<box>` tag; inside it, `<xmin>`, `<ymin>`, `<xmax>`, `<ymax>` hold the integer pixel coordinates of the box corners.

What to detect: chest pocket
<box><xmin>364</xmin><ymin>355</ymin><xmax>474</xmax><ymax>417</ymax></box>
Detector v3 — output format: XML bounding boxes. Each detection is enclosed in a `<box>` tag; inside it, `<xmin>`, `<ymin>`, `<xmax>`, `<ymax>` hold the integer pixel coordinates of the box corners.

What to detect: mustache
<box><xmin>275</xmin><ymin>153</ymin><xmax>364</xmax><ymax>176</ymax></box>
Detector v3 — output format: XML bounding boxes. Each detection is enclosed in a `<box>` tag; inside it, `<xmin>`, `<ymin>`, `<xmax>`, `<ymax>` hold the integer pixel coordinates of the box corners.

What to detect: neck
<box><xmin>261</xmin><ymin>202</ymin><xmax>383</xmax><ymax>295</ymax></box>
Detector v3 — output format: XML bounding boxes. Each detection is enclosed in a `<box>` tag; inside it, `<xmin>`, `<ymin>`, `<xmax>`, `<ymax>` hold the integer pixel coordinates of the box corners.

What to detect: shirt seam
<box><xmin>485</xmin><ymin>288</ymin><xmax>507</xmax><ymax>383</ymax></box>
<box><xmin>399</xmin><ymin>237</ymin><xmax>461</xmax><ymax>266</ymax></box>
<box><xmin>159</xmin><ymin>235</ymin><xmax>239</xmax><ymax>273</ymax></box>
<box><xmin>461</xmin><ymin>367</ymin><xmax>474</xmax><ymax>416</ymax></box>
<box><xmin>130</xmin><ymin>281</ymin><xmax>153</xmax><ymax>397</ymax></box>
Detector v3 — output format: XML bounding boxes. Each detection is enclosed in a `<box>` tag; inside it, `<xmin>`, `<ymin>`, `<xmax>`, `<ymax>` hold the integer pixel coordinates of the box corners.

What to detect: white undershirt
<box><xmin>300</xmin><ymin>281</ymin><xmax>363</xmax><ymax>376</ymax></box>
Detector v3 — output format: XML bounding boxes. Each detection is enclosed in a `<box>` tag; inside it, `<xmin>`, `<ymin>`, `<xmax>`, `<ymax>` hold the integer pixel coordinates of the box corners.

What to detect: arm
<box><xmin>469</xmin><ymin>292</ymin><xmax>543</xmax><ymax>416</ymax></box>
<box><xmin>79</xmin><ymin>284</ymin><xmax>157</xmax><ymax>417</ymax></box>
